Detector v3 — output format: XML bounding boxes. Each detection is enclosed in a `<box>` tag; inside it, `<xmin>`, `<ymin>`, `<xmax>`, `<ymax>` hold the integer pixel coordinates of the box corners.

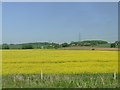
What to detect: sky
<box><xmin>2</xmin><ymin>2</ymin><xmax>118</xmax><ymax>44</ymax></box>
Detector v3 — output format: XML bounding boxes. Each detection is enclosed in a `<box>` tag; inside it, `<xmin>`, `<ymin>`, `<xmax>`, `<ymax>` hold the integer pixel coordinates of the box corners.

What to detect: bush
<box><xmin>61</xmin><ymin>43</ymin><xmax>69</xmax><ymax>47</ymax></box>
<box><xmin>91</xmin><ymin>48</ymin><xmax>95</xmax><ymax>50</ymax></box>
<box><xmin>2</xmin><ymin>44</ymin><xmax>10</xmax><ymax>49</ymax></box>
<box><xmin>110</xmin><ymin>43</ymin><xmax>116</xmax><ymax>48</ymax></box>
<box><xmin>22</xmin><ymin>44</ymin><xmax>33</xmax><ymax>49</ymax></box>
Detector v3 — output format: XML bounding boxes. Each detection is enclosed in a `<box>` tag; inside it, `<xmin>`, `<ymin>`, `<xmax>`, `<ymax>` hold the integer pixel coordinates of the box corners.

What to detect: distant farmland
<box><xmin>60</xmin><ymin>46</ymin><xmax>118</xmax><ymax>51</ymax></box>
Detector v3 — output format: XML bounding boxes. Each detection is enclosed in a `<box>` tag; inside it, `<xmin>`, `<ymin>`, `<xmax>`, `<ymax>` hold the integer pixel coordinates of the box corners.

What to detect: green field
<box><xmin>2</xmin><ymin>74</ymin><xmax>118</xmax><ymax>88</ymax></box>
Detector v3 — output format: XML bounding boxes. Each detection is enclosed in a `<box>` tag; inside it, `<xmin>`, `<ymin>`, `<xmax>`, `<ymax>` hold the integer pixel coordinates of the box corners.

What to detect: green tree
<box><xmin>110</xmin><ymin>43</ymin><xmax>116</xmax><ymax>48</ymax></box>
<box><xmin>22</xmin><ymin>44</ymin><xmax>33</xmax><ymax>49</ymax></box>
<box><xmin>61</xmin><ymin>43</ymin><xmax>69</xmax><ymax>47</ymax></box>
<box><xmin>2</xmin><ymin>44</ymin><xmax>10</xmax><ymax>49</ymax></box>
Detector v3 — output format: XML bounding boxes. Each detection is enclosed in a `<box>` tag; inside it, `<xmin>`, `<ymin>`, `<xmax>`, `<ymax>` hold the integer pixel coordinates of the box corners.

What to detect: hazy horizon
<box><xmin>2</xmin><ymin>2</ymin><xmax>118</xmax><ymax>44</ymax></box>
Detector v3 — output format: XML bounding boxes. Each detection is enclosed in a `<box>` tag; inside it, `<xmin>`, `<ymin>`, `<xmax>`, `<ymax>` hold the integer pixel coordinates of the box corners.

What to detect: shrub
<box><xmin>22</xmin><ymin>44</ymin><xmax>33</xmax><ymax>49</ymax></box>
<box><xmin>2</xmin><ymin>44</ymin><xmax>10</xmax><ymax>49</ymax></box>
<box><xmin>61</xmin><ymin>43</ymin><xmax>69</xmax><ymax>47</ymax></box>
<box><xmin>110</xmin><ymin>43</ymin><xmax>116</xmax><ymax>48</ymax></box>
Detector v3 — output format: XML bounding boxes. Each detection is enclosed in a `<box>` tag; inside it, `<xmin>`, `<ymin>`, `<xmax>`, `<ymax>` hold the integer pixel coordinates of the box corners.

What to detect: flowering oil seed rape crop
<box><xmin>2</xmin><ymin>50</ymin><xmax>118</xmax><ymax>75</ymax></box>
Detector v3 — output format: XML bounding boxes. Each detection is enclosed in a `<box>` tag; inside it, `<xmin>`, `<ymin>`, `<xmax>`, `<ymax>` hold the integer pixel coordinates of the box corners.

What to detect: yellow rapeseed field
<box><xmin>2</xmin><ymin>49</ymin><xmax>118</xmax><ymax>75</ymax></box>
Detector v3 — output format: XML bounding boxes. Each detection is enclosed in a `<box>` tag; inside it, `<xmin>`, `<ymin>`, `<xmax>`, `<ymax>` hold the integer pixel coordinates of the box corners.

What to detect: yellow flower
<box><xmin>2</xmin><ymin>49</ymin><xmax>118</xmax><ymax>75</ymax></box>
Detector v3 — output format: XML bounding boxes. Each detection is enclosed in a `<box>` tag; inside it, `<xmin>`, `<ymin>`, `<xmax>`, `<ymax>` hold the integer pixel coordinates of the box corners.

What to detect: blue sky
<box><xmin>2</xmin><ymin>2</ymin><xmax>118</xmax><ymax>44</ymax></box>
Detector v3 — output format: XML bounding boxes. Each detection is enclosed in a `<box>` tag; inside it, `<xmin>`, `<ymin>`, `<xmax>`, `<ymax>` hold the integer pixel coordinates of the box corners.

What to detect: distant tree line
<box><xmin>1</xmin><ymin>40</ymin><xmax>119</xmax><ymax>49</ymax></box>
<box><xmin>1</xmin><ymin>42</ymin><xmax>61</xmax><ymax>49</ymax></box>
<box><xmin>70</xmin><ymin>40</ymin><xmax>108</xmax><ymax>46</ymax></box>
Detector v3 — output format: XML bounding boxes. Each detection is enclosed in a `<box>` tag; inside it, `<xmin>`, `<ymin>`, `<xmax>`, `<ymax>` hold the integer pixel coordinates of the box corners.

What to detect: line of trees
<box><xmin>70</xmin><ymin>40</ymin><xmax>108</xmax><ymax>46</ymax></box>
<box><xmin>1</xmin><ymin>40</ymin><xmax>119</xmax><ymax>49</ymax></box>
<box><xmin>1</xmin><ymin>42</ymin><xmax>61</xmax><ymax>49</ymax></box>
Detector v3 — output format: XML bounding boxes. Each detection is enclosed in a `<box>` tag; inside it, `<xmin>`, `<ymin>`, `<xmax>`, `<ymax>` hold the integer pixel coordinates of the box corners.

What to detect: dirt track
<box><xmin>59</xmin><ymin>46</ymin><xmax>119</xmax><ymax>51</ymax></box>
